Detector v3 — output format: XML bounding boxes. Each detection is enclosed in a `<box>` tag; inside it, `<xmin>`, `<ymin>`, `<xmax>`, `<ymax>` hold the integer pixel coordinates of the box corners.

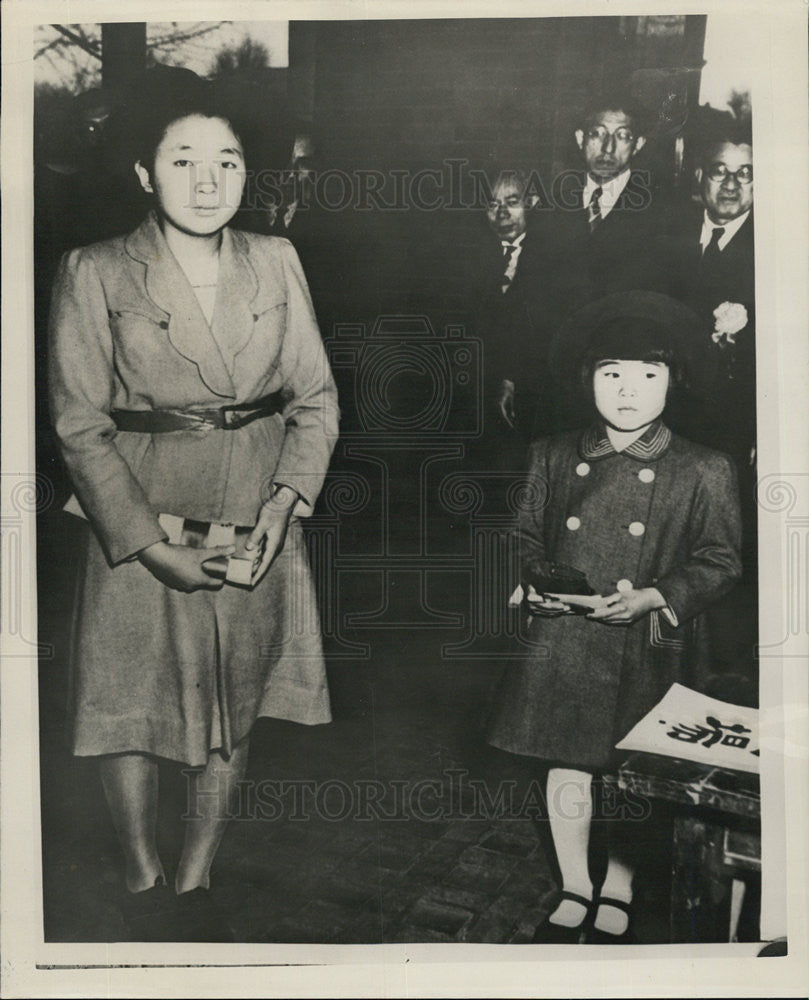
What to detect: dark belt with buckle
<box><xmin>111</xmin><ymin>389</ymin><xmax>290</xmax><ymax>433</ymax></box>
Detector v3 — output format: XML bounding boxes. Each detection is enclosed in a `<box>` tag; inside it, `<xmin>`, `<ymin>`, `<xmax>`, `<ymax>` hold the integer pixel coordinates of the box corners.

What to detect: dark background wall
<box><xmin>288</xmin><ymin>16</ymin><xmax>705</xmax><ymax>331</ymax></box>
<box><xmin>35</xmin><ymin>15</ymin><xmax>708</xmax><ymax>496</ymax></box>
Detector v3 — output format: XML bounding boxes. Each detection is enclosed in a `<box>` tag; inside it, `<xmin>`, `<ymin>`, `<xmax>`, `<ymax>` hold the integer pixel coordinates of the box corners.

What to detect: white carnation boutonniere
<box><xmin>712</xmin><ymin>301</ymin><xmax>748</xmax><ymax>347</ymax></box>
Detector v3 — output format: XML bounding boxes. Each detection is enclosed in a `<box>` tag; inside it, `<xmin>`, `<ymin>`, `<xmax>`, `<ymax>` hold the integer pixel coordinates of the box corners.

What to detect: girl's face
<box><xmin>135</xmin><ymin>114</ymin><xmax>245</xmax><ymax>238</ymax></box>
<box><xmin>593</xmin><ymin>359</ymin><xmax>670</xmax><ymax>432</ymax></box>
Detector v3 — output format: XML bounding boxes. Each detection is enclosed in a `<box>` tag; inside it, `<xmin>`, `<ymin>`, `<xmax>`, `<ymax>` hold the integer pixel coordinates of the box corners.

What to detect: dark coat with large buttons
<box><xmin>48</xmin><ymin>212</ymin><xmax>340</xmax><ymax>765</ymax></box>
<box><xmin>487</xmin><ymin>420</ymin><xmax>742</xmax><ymax>769</ymax></box>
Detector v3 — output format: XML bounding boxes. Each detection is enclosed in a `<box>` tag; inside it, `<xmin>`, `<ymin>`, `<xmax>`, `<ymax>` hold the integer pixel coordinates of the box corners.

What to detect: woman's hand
<box><xmin>587</xmin><ymin>587</ymin><xmax>666</xmax><ymax>625</ymax></box>
<box><xmin>138</xmin><ymin>540</ymin><xmax>236</xmax><ymax>592</ymax></box>
<box><xmin>244</xmin><ymin>485</ymin><xmax>299</xmax><ymax>586</ymax></box>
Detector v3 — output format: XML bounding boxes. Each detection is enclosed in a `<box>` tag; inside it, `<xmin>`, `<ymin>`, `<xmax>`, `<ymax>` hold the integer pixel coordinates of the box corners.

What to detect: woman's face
<box><xmin>593</xmin><ymin>359</ymin><xmax>670</xmax><ymax>432</ymax></box>
<box><xmin>136</xmin><ymin>114</ymin><xmax>245</xmax><ymax>238</ymax></box>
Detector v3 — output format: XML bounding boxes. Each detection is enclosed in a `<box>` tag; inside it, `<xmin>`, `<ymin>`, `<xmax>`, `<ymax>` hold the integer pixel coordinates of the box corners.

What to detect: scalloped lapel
<box><xmin>124</xmin><ymin>212</ymin><xmax>236</xmax><ymax>399</ymax></box>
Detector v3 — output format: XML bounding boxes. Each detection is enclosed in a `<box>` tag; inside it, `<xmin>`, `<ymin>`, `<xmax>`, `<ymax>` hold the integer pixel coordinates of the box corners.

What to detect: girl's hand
<box><xmin>525</xmin><ymin>585</ymin><xmax>573</xmax><ymax>617</ymax></box>
<box><xmin>587</xmin><ymin>587</ymin><xmax>666</xmax><ymax>625</ymax></box>
<box><xmin>244</xmin><ymin>485</ymin><xmax>299</xmax><ymax>585</ymax></box>
<box><xmin>138</xmin><ymin>540</ymin><xmax>235</xmax><ymax>592</ymax></box>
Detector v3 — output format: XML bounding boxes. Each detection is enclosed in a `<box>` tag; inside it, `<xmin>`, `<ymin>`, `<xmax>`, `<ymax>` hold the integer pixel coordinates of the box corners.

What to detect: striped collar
<box><xmin>579</xmin><ymin>420</ymin><xmax>672</xmax><ymax>462</ymax></box>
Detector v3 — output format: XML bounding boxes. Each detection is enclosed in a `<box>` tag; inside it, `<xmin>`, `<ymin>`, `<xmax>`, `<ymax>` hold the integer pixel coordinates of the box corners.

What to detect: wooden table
<box><xmin>605</xmin><ymin>752</ymin><xmax>760</xmax><ymax>943</ymax></box>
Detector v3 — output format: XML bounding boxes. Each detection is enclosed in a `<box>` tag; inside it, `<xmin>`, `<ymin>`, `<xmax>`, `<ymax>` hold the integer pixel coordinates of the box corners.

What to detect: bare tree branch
<box><xmin>148</xmin><ymin>22</ymin><xmax>226</xmax><ymax>50</ymax></box>
<box><xmin>35</xmin><ymin>38</ymin><xmax>66</xmax><ymax>60</ymax></box>
<box><xmin>51</xmin><ymin>25</ymin><xmax>102</xmax><ymax>61</ymax></box>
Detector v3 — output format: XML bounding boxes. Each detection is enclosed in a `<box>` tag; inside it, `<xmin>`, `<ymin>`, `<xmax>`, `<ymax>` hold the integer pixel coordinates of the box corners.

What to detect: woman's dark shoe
<box><xmin>120</xmin><ymin>876</ymin><xmax>180</xmax><ymax>942</ymax></box>
<box><xmin>176</xmin><ymin>887</ymin><xmax>234</xmax><ymax>942</ymax></box>
<box><xmin>531</xmin><ymin>890</ymin><xmax>593</xmax><ymax>944</ymax></box>
<box><xmin>585</xmin><ymin>896</ymin><xmax>635</xmax><ymax>945</ymax></box>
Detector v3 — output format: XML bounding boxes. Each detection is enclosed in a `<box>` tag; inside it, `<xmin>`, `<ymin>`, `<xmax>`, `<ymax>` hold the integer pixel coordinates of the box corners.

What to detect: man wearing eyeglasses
<box><xmin>669</xmin><ymin>124</ymin><xmax>757</xmax><ymax>708</ymax></box>
<box><xmin>533</xmin><ymin>95</ymin><xmax>671</xmax><ymax>433</ymax></box>
<box><xmin>548</xmin><ymin>97</ymin><xmax>671</xmax><ymax>306</ymax></box>
<box><xmin>671</xmin><ymin>126</ymin><xmax>755</xmax><ymax>472</ymax></box>
<box><xmin>689</xmin><ymin>132</ymin><xmax>755</xmax><ymax>324</ymax></box>
<box><xmin>574</xmin><ymin>109</ymin><xmax>647</xmax><ymax>231</ymax></box>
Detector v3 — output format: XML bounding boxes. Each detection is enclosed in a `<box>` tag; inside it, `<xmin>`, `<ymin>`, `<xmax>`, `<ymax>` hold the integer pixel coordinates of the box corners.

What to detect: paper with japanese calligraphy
<box><xmin>615</xmin><ymin>682</ymin><xmax>759</xmax><ymax>773</ymax></box>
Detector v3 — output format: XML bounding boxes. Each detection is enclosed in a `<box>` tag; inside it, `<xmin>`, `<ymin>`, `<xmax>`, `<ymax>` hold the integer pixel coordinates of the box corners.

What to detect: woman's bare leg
<box><xmin>546</xmin><ymin>767</ymin><xmax>594</xmax><ymax>926</ymax></box>
<box><xmin>99</xmin><ymin>753</ymin><xmax>164</xmax><ymax>893</ymax></box>
<box><xmin>175</xmin><ymin>740</ymin><xmax>249</xmax><ymax>894</ymax></box>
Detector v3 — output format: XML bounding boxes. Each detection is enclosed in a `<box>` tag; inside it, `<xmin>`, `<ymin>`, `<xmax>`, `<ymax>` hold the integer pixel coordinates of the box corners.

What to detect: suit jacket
<box><xmin>487</xmin><ymin>421</ymin><xmax>742</xmax><ymax>767</ymax></box>
<box><xmin>470</xmin><ymin>225</ymin><xmax>565</xmax><ymax>436</ymax></box>
<box><xmin>540</xmin><ymin>168</ymin><xmax>673</xmax><ymax>313</ymax></box>
<box><xmin>49</xmin><ymin>211</ymin><xmax>340</xmax><ymax>566</ymax></box>
<box><xmin>670</xmin><ymin>206</ymin><xmax>755</xmax><ymax>316</ymax></box>
<box><xmin>666</xmin><ymin>206</ymin><xmax>756</xmax><ymax>470</ymax></box>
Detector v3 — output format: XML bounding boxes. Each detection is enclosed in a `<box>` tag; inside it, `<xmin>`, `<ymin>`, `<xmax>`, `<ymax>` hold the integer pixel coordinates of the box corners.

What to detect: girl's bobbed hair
<box><xmin>578</xmin><ymin>316</ymin><xmax>688</xmax><ymax>392</ymax></box>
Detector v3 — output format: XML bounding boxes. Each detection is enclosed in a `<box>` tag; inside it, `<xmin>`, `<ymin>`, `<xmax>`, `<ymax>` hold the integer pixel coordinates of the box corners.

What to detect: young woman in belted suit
<box><xmin>487</xmin><ymin>293</ymin><xmax>742</xmax><ymax>943</ymax></box>
<box><xmin>48</xmin><ymin>80</ymin><xmax>339</xmax><ymax>939</ymax></box>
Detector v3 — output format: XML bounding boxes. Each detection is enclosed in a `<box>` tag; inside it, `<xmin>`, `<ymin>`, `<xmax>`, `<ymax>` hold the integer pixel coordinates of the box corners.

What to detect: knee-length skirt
<box><xmin>68</xmin><ymin>517</ymin><xmax>331</xmax><ymax>767</ymax></box>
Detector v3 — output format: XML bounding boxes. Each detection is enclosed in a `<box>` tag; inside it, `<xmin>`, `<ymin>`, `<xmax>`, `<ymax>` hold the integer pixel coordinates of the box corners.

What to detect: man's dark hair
<box><xmin>698</xmin><ymin>120</ymin><xmax>753</xmax><ymax>170</ymax></box>
<box><xmin>576</xmin><ymin>91</ymin><xmax>649</xmax><ymax>137</ymax></box>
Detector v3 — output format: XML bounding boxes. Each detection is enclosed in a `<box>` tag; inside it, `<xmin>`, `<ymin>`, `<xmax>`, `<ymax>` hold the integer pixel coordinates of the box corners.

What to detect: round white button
<box><xmin>566</xmin><ymin>516</ymin><xmax>581</xmax><ymax>531</ymax></box>
<box><xmin>576</xmin><ymin>462</ymin><xmax>590</xmax><ymax>477</ymax></box>
<box><xmin>628</xmin><ymin>521</ymin><xmax>645</xmax><ymax>536</ymax></box>
<box><xmin>616</xmin><ymin>578</ymin><xmax>633</xmax><ymax>592</ymax></box>
<box><xmin>638</xmin><ymin>468</ymin><xmax>655</xmax><ymax>483</ymax></box>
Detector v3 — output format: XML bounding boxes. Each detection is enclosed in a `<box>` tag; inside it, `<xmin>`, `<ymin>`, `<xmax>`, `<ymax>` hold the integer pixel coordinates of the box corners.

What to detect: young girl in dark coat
<box><xmin>487</xmin><ymin>291</ymin><xmax>742</xmax><ymax>943</ymax></box>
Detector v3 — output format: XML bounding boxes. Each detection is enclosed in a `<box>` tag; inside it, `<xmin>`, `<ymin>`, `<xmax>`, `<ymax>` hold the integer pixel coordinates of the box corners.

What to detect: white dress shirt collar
<box><xmin>583</xmin><ymin>168</ymin><xmax>632</xmax><ymax>220</ymax></box>
<box><xmin>501</xmin><ymin>231</ymin><xmax>526</xmax><ymax>250</ymax></box>
<box><xmin>700</xmin><ymin>209</ymin><xmax>751</xmax><ymax>252</ymax></box>
<box><xmin>500</xmin><ymin>231</ymin><xmax>526</xmax><ymax>292</ymax></box>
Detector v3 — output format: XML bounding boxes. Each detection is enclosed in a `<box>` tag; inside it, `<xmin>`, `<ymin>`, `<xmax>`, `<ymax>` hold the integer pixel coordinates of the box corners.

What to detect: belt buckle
<box><xmin>183</xmin><ymin>408</ymin><xmax>223</xmax><ymax>430</ymax></box>
<box><xmin>220</xmin><ymin>406</ymin><xmax>243</xmax><ymax>429</ymax></box>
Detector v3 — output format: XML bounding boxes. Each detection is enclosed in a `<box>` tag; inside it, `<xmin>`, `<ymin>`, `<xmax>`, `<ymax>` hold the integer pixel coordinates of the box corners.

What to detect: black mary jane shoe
<box><xmin>585</xmin><ymin>896</ymin><xmax>635</xmax><ymax>945</ymax></box>
<box><xmin>176</xmin><ymin>887</ymin><xmax>235</xmax><ymax>943</ymax></box>
<box><xmin>120</xmin><ymin>876</ymin><xmax>181</xmax><ymax>942</ymax></box>
<box><xmin>531</xmin><ymin>890</ymin><xmax>593</xmax><ymax>944</ymax></box>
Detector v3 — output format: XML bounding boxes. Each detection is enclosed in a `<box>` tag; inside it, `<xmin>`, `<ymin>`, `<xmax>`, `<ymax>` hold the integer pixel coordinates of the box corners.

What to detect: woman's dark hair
<box><xmin>129</xmin><ymin>66</ymin><xmax>250</xmax><ymax>176</ymax></box>
<box><xmin>578</xmin><ymin>316</ymin><xmax>688</xmax><ymax>395</ymax></box>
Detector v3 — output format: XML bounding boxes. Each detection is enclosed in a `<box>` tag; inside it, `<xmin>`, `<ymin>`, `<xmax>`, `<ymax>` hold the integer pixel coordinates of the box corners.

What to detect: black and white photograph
<box><xmin>2</xmin><ymin>0</ymin><xmax>808</xmax><ymax>996</ymax></box>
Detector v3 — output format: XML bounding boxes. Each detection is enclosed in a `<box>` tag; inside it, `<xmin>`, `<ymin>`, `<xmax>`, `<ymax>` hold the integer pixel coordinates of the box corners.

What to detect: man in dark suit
<box><xmin>544</xmin><ymin>96</ymin><xmax>671</xmax><ymax>311</ymax></box>
<box><xmin>669</xmin><ymin>125</ymin><xmax>755</xmax><ymax>473</ymax></box>
<box><xmin>473</xmin><ymin>170</ymin><xmax>546</xmax><ymax>438</ymax></box>
<box><xmin>667</xmin><ymin>124</ymin><xmax>757</xmax><ymax>702</ymax></box>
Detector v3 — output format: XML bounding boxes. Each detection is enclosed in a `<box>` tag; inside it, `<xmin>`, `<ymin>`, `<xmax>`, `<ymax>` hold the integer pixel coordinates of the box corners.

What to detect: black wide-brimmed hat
<box><xmin>551</xmin><ymin>289</ymin><xmax>710</xmax><ymax>396</ymax></box>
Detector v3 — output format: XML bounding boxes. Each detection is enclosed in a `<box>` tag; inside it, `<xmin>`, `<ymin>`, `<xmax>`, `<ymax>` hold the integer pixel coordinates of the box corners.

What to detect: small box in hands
<box><xmin>203</xmin><ymin>530</ymin><xmax>267</xmax><ymax>589</ymax></box>
<box><xmin>520</xmin><ymin>561</ymin><xmax>600</xmax><ymax>614</ymax></box>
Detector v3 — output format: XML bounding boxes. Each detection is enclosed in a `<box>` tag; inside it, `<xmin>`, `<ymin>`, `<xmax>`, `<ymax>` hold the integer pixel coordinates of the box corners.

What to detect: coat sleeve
<box><xmin>653</xmin><ymin>451</ymin><xmax>742</xmax><ymax>623</ymax></box>
<box><xmin>271</xmin><ymin>240</ymin><xmax>340</xmax><ymax>515</ymax></box>
<box><xmin>515</xmin><ymin>439</ymin><xmax>552</xmax><ymax>581</ymax></box>
<box><xmin>48</xmin><ymin>248</ymin><xmax>167</xmax><ymax>563</ymax></box>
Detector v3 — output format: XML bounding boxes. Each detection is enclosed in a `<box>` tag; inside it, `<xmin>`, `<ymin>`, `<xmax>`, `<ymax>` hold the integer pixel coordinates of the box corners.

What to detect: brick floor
<box><xmin>37</xmin><ymin>511</ymin><xmax>675</xmax><ymax>945</ymax></box>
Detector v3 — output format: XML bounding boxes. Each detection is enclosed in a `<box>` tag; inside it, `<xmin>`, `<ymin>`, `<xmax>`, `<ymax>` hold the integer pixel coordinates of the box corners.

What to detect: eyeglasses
<box><xmin>706</xmin><ymin>163</ymin><xmax>753</xmax><ymax>185</ymax></box>
<box><xmin>585</xmin><ymin>126</ymin><xmax>635</xmax><ymax>144</ymax></box>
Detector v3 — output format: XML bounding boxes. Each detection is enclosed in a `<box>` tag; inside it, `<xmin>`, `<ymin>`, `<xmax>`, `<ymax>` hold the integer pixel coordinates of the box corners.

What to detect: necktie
<box><xmin>587</xmin><ymin>186</ymin><xmax>603</xmax><ymax>232</ymax></box>
<box><xmin>501</xmin><ymin>243</ymin><xmax>516</xmax><ymax>292</ymax></box>
<box><xmin>702</xmin><ymin>226</ymin><xmax>725</xmax><ymax>263</ymax></box>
